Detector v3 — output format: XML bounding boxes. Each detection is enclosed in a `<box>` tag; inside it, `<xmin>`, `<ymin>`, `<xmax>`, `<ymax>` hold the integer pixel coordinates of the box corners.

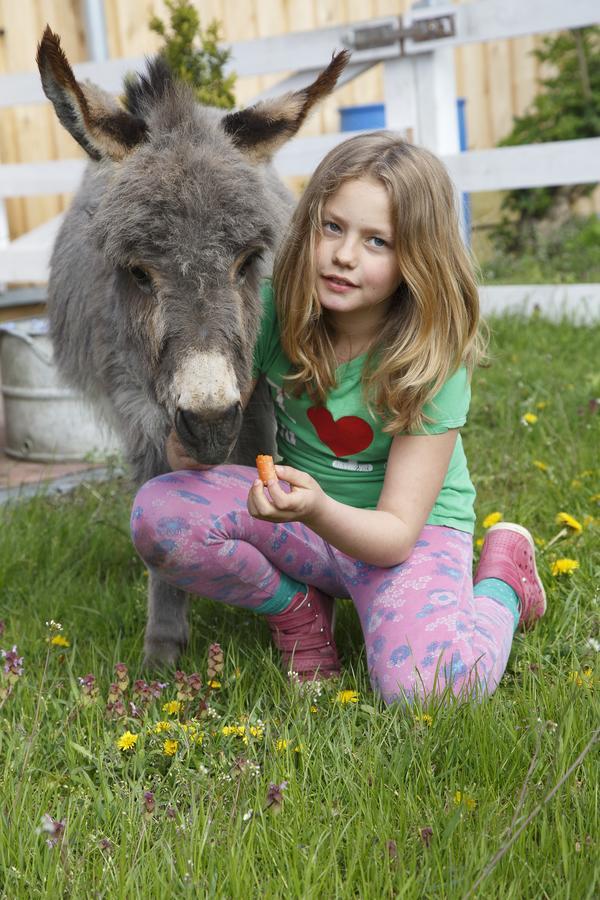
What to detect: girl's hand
<box><xmin>165</xmin><ymin>430</ymin><xmax>214</xmax><ymax>471</ymax></box>
<box><xmin>247</xmin><ymin>464</ymin><xmax>327</xmax><ymax>524</ymax></box>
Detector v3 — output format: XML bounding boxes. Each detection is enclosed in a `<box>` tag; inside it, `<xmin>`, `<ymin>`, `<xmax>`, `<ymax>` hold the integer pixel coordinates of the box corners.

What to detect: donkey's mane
<box><xmin>123</xmin><ymin>56</ymin><xmax>176</xmax><ymax>117</ymax></box>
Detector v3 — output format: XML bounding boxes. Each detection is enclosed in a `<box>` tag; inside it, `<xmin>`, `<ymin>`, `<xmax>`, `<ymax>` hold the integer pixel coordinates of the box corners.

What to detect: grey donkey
<box><xmin>36</xmin><ymin>27</ymin><xmax>349</xmax><ymax>667</ymax></box>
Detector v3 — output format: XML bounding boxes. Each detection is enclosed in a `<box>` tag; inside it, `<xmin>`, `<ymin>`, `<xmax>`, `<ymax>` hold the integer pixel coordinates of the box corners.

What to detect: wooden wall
<box><xmin>0</xmin><ymin>0</ymin><xmax>593</xmax><ymax>240</ymax></box>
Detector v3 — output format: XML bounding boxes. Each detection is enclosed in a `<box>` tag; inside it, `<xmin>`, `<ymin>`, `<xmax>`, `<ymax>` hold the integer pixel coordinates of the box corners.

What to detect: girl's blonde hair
<box><xmin>272</xmin><ymin>131</ymin><xmax>486</xmax><ymax>434</ymax></box>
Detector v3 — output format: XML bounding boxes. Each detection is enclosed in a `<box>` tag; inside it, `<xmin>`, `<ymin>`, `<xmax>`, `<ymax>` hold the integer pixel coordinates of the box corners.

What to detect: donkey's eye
<box><xmin>237</xmin><ymin>250</ymin><xmax>264</xmax><ymax>281</ymax></box>
<box><xmin>129</xmin><ymin>266</ymin><xmax>153</xmax><ymax>294</ymax></box>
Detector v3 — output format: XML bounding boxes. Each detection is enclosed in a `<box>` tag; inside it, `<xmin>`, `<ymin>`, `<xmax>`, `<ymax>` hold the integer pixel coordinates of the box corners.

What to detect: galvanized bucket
<box><xmin>0</xmin><ymin>318</ymin><xmax>121</xmax><ymax>462</ymax></box>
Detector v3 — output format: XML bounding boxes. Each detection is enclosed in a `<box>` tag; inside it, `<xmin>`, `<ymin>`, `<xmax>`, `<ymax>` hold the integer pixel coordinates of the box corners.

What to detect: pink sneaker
<box><xmin>474</xmin><ymin>523</ymin><xmax>547</xmax><ymax>628</ymax></box>
<box><xmin>265</xmin><ymin>585</ymin><xmax>340</xmax><ymax>681</ymax></box>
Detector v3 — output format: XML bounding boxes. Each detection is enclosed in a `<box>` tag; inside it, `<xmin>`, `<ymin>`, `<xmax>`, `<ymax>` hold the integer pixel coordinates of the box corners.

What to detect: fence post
<box><xmin>0</xmin><ymin>200</ymin><xmax>8</xmax><ymax>294</ymax></box>
<box><xmin>383</xmin><ymin>57</ymin><xmax>418</xmax><ymax>142</ymax></box>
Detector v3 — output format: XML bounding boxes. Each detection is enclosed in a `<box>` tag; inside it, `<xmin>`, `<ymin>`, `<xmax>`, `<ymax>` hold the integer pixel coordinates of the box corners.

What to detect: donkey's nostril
<box><xmin>176</xmin><ymin>407</ymin><xmax>197</xmax><ymax>441</ymax></box>
<box><xmin>223</xmin><ymin>401</ymin><xmax>242</xmax><ymax>426</ymax></box>
<box><xmin>176</xmin><ymin>402</ymin><xmax>242</xmax><ymax>442</ymax></box>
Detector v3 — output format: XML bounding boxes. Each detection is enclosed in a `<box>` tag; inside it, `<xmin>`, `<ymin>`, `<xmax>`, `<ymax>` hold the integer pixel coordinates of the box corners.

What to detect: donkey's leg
<box><xmin>128</xmin><ymin>435</ymin><xmax>189</xmax><ymax>667</ymax></box>
<box><xmin>144</xmin><ymin>574</ymin><xmax>189</xmax><ymax>668</ymax></box>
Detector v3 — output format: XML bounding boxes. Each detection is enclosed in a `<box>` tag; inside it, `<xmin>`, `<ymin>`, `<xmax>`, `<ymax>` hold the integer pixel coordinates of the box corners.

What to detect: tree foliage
<box><xmin>491</xmin><ymin>27</ymin><xmax>599</xmax><ymax>253</ymax></box>
<box><xmin>149</xmin><ymin>0</ymin><xmax>236</xmax><ymax>109</ymax></box>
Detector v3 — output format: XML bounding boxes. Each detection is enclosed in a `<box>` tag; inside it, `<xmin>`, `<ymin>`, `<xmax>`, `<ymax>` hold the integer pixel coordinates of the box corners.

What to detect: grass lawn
<box><xmin>1</xmin><ymin>313</ymin><xmax>598</xmax><ymax>899</ymax></box>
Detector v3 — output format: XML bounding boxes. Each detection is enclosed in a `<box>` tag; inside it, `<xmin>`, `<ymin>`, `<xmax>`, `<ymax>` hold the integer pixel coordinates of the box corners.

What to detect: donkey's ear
<box><xmin>36</xmin><ymin>26</ymin><xmax>147</xmax><ymax>161</ymax></box>
<box><xmin>222</xmin><ymin>50</ymin><xmax>350</xmax><ymax>163</ymax></box>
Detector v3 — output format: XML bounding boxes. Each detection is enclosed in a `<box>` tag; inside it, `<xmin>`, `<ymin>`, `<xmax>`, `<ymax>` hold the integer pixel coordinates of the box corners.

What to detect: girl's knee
<box><xmin>130</xmin><ymin>474</ymin><xmax>196</xmax><ymax>569</ymax></box>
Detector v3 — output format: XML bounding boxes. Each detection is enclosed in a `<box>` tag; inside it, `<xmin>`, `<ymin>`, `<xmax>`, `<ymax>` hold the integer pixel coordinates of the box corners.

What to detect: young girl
<box><xmin>130</xmin><ymin>132</ymin><xmax>546</xmax><ymax>705</ymax></box>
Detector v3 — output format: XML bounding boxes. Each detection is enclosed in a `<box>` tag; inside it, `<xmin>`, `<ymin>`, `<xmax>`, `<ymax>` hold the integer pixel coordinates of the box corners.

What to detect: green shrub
<box><xmin>481</xmin><ymin>215</ymin><xmax>600</xmax><ymax>284</ymax></box>
<box><xmin>490</xmin><ymin>26</ymin><xmax>599</xmax><ymax>256</ymax></box>
<box><xmin>149</xmin><ymin>0</ymin><xmax>236</xmax><ymax>109</ymax></box>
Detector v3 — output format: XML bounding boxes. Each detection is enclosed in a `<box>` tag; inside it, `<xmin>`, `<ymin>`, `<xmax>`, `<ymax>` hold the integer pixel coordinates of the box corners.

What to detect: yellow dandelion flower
<box><xmin>522</xmin><ymin>412</ymin><xmax>538</xmax><ymax>425</ymax></box>
<box><xmin>310</xmin><ymin>705</ymin><xmax>318</xmax><ymax>714</ymax></box>
<box><xmin>49</xmin><ymin>635</ymin><xmax>70</xmax><ymax>647</ymax></box>
<box><xmin>248</xmin><ymin>725</ymin><xmax>264</xmax><ymax>740</ymax></box>
<box><xmin>475</xmin><ymin>537</ymin><xmax>484</xmax><ymax>549</ymax></box>
<box><xmin>567</xmin><ymin>667</ymin><xmax>594</xmax><ymax>688</ymax></box>
<box><xmin>222</xmin><ymin>725</ymin><xmax>246</xmax><ymax>738</ymax></box>
<box><xmin>482</xmin><ymin>512</ymin><xmax>502</xmax><ymax>529</ymax></box>
<box><xmin>153</xmin><ymin>720</ymin><xmax>170</xmax><ymax>733</ymax></box>
<box><xmin>556</xmin><ymin>512</ymin><xmax>583</xmax><ymax>533</ymax></box>
<box><xmin>454</xmin><ymin>790</ymin><xmax>477</xmax><ymax>810</ymax></box>
<box><xmin>208</xmin><ymin>680</ymin><xmax>221</xmax><ymax>689</ymax></box>
<box><xmin>163</xmin><ymin>739</ymin><xmax>179</xmax><ymax>756</ymax></box>
<box><xmin>276</xmin><ymin>739</ymin><xmax>290</xmax><ymax>752</ymax></box>
<box><xmin>533</xmin><ymin>460</ymin><xmax>549</xmax><ymax>472</ymax></box>
<box><xmin>536</xmin><ymin>401</ymin><xmax>548</xmax><ymax>410</ymax></box>
<box><xmin>336</xmin><ymin>690</ymin><xmax>359</xmax><ymax>704</ymax></box>
<box><xmin>414</xmin><ymin>713</ymin><xmax>433</xmax><ymax>726</ymax></box>
<box><xmin>162</xmin><ymin>700</ymin><xmax>182</xmax><ymax>715</ymax></box>
<box><xmin>551</xmin><ymin>558</ymin><xmax>580</xmax><ymax>576</ymax></box>
<box><xmin>116</xmin><ymin>731</ymin><xmax>138</xmax><ymax>751</ymax></box>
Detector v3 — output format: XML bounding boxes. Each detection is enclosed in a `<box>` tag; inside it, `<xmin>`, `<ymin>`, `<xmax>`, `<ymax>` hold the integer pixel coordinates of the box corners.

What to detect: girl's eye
<box><xmin>323</xmin><ymin>221</ymin><xmax>341</xmax><ymax>234</ymax></box>
<box><xmin>129</xmin><ymin>266</ymin><xmax>153</xmax><ymax>294</ymax></box>
<box><xmin>368</xmin><ymin>236</ymin><xmax>387</xmax><ymax>248</ymax></box>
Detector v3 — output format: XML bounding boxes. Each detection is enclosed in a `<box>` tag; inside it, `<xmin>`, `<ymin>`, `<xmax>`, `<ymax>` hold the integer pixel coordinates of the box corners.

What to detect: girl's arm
<box><xmin>248</xmin><ymin>429</ymin><xmax>459</xmax><ymax>568</ymax></box>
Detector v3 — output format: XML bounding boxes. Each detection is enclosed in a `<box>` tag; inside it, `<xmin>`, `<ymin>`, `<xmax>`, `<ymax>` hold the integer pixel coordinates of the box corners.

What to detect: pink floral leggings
<box><xmin>130</xmin><ymin>465</ymin><xmax>515</xmax><ymax>705</ymax></box>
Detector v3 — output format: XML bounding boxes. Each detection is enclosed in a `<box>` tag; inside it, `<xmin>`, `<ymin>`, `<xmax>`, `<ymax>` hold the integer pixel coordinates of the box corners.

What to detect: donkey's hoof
<box><xmin>143</xmin><ymin>636</ymin><xmax>184</xmax><ymax>670</ymax></box>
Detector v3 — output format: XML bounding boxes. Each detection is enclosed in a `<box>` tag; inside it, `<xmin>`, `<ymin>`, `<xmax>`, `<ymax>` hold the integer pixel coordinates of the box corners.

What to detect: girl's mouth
<box><xmin>322</xmin><ymin>274</ymin><xmax>357</xmax><ymax>293</ymax></box>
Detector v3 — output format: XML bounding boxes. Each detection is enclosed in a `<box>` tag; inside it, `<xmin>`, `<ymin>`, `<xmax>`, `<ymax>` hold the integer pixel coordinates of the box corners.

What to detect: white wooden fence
<box><xmin>0</xmin><ymin>0</ymin><xmax>599</xmax><ymax>317</ymax></box>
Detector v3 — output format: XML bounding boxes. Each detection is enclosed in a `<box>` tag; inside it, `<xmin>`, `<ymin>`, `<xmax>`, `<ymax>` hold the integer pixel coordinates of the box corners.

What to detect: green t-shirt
<box><xmin>252</xmin><ymin>280</ymin><xmax>476</xmax><ymax>533</ymax></box>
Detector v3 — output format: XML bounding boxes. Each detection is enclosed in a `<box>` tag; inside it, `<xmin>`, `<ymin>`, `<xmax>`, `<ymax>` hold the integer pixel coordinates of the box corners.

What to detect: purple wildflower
<box><xmin>265</xmin><ymin>781</ymin><xmax>288</xmax><ymax>813</ymax></box>
<box><xmin>187</xmin><ymin>673</ymin><xmax>202</xmax><ymax>694</ymax></box>
<box><xmin>38</xmin><ymin>813</ymin><xmax>66</xmax><ymax>848</ymax></box>
<box><xmin>386</xmin><ymin>839</ymin><xmax>398</xmax><ymax>862</ymax></box>
<box><xmin>107</xmin><ymin>682</ymin><xmax>123</xmax><ymax>703</ymax></box>
<box><xmin>420</xmin><ymin>826</ymin><xmax>433</xmax><ymax>848</ymax></box>
<box><xmin>207</xmin><ymin>642</ymin><xmax>224</xmax><ymax>680</ymax></box>
<box><xmin>143</xmin><ymin>791</ymin><xmax>155</xmax><ymax>816</ymax></box>
<box><xmin>114</xmin><ymin>662</ymin><xmax>129</xmax><ymax>690</ymax></box>
<box><xmin>106</xmin><ymin>699</ymin><xmax>127</xmax><ymax>718</ymax></box>
<box><xmin>1</xmin><ymin>645</ymin><xmax>24</xmax><ymax>681</ymax></box>
<box><xmin>99</xmin><ymin>837</ymin><xmax>113</xmax><ymax>853</ymax></box>
<box><xmin>149</xmin><ymin>680</ymin><xmax>167</xmax><ymax>698</ymax></box>
<box><xmin>78</xmin><ymin>673</ymin><xmax>98</xmax><ymax>705</ymax></box>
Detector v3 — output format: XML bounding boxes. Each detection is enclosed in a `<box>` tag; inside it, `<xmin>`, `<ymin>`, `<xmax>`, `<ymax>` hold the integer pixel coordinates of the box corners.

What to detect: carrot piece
<box><xmin>256</xmin><ymin>454</ymin><xmax>276</xmax><ymax>485</ymax></box>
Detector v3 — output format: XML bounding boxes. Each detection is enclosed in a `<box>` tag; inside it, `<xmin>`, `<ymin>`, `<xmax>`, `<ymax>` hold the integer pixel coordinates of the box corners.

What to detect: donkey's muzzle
<box><xmin>175</xmin><ymin>402</ymin><xmax>242</xmax><ymax>463</ymax></box>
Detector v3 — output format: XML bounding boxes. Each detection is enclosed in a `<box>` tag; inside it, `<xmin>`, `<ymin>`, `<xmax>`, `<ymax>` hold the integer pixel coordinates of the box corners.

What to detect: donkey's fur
<box><xmin>37</xmin><ymin>27</ymin><xmax>348</xmax><ymax>666</ymax></box>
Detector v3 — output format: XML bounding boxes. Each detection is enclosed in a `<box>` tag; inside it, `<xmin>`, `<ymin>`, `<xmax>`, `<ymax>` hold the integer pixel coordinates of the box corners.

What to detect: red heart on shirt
<box><xmin>307</xmin><ymin>406</ymin><xmax>374</xmax><ymax>458</ymax></box>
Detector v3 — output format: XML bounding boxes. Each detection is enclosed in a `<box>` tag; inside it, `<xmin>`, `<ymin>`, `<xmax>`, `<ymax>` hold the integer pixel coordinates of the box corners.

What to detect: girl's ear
<box><xmin>37</xmin><ymin>26</ymin><xmax>148</xmax><ymax>161</ymax></box>
<box><xmin>222</xmin><ymin>50</ymin><xmax>350</xmax><ymax>164</ymax></box>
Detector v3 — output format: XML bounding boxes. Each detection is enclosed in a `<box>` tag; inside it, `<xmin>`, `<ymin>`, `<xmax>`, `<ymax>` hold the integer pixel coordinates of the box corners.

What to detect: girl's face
<box><xmin>315</xmin><ymin>177</ymin><xmax>401</xmax><ymax>329</ymax></box>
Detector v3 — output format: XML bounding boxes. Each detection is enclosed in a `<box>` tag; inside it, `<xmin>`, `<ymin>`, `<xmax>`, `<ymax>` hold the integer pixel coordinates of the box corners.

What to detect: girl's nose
<box><xmin>333</xmin><ymin>237</ymin><xmax>357</xmax><ymax>267</ymax></box>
